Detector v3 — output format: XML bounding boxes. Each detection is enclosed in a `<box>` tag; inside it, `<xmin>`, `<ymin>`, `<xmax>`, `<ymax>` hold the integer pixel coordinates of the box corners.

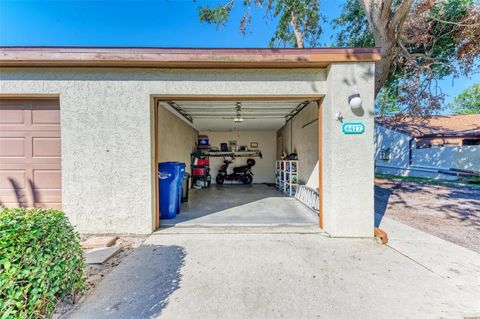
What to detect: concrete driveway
<box><xmin>68</xmin><ymin>223</ymin><xmax>480</xmax><ymax>319</ymax></box>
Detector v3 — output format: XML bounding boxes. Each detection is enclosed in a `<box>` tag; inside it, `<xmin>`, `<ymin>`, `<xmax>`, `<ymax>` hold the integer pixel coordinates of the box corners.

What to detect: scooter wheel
<box><xmin>216</xmin><ymin>176</ymin><xmax>225</xmax><ymax>184</ymax></box>
<box><xmin>242</xmin><ymin>175</ymin><xmax>253</xmax><ymax>184</ymax></box>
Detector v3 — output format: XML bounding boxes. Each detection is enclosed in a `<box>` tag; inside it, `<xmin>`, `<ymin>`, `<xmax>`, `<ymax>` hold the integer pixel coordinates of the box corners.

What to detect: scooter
<box><xmin>216</xmin><ymin>157</ymin><xmax>255</xmax><ymax>184</ymax></box>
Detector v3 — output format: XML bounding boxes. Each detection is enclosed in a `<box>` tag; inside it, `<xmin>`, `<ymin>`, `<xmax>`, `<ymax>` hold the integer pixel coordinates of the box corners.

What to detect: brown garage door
<box><xmin>0</xmin><ymin>99</ymin><xmax>62</xmax><ymax>209</ymax></box>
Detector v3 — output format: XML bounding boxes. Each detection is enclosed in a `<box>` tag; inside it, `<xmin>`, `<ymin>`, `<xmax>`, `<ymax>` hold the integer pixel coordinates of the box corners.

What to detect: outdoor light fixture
<box><xmin>348</xmin><ymin>94</ymin><xmax>362</xmax><ymax>109</ymax></box>
<box><xmin>234</xmin><ymin>117</ymin><xmax>244</xmax><ymax>123</ymax></box>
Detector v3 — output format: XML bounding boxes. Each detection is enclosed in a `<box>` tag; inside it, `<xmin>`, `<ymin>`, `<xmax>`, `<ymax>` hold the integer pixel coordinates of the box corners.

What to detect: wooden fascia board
<box><xmin>0</xmin><ymin>47</ymin><xmax>381</xmax><ymax>68</ymax></box>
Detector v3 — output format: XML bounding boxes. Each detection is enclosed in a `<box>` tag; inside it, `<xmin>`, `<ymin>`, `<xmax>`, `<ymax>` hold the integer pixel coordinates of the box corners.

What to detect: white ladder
<box><xmin>295</xmin><ymin>185</ymin><xmax>319</xmax><ymax>213</ymax></box>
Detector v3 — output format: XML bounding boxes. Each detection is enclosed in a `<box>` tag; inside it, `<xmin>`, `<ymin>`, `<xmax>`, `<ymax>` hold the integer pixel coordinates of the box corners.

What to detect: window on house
<box><xmin>379</xmin><ymin>148</ymin><xmax>390</xmax><ymax>161</ymax></box>
<box><xmin>416</xmin><ymin>142</ymin><xmax>431</xmax><ymax>149</ymax></box>
<box><xmin>463</xmin><ymin>139</ymin><xmax>480</xmax><ymax>146</ymax></box>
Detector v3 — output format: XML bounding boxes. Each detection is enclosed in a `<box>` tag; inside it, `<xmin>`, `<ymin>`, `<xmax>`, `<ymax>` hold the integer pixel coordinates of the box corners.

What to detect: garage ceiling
<box><xmin>158</xmin><ymin>100</ymin><xmax>313</xmax><ymax>131</ymax></box>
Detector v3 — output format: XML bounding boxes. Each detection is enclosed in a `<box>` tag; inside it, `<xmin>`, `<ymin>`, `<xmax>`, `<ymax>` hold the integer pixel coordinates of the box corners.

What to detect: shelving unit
<box><xmin>193</xmin><ymin>150</ymin><xmax>263</xmax><ymax>158</ymax></box>
<box><xmin>275</xmin><ymin>160</ymin><xmax>299</xmax><ymax>196</ymax></box>
<box><xmin>190</xmin><ymin>154</ymin><xmax>211</xmax><ymax>188</ymax></box>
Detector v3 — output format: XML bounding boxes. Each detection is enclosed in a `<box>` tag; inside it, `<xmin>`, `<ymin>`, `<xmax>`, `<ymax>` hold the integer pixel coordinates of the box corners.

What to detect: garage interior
<box><xmin>156</xmin><ymin>98</ymin><xmax>321</xmax><ymax>228</ymax></box>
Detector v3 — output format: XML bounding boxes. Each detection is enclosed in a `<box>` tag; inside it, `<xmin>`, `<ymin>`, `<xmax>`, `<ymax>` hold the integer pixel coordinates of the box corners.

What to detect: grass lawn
<box><xmin>375</xmin><ymin>173</ymin><xmax>480</xmax><ymax>189</ymax></box>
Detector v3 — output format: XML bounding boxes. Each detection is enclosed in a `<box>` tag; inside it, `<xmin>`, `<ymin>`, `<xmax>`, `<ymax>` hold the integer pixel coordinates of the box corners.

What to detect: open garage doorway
<box><xmin>154</xmin><ymin>97</ymin><xmax>322</xmax><ymax>229</ymax></box>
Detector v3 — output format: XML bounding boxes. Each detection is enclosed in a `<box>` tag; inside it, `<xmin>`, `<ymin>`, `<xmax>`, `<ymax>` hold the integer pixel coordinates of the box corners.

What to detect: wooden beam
<box><xmin>0</xmin><ymin>47</ymin><xmax>382</xmax><ymax>68</ymax></box>
<box><xmin>0</xmin><ymin>94</ymin><xmax>59</xmax><ymax>100</ymax></box>
<box><xmin>154</xmin><ymin>95</ymin><xmax>323</xmax><ymax>101</ymax></box>
<box><xmin>153</xmin><ymin>99</ymin><xmax>160</xmax><ymax>230</ymax></box>
<box><xmin>318</xmin><ymin>98</ymin><xmax>324</xmax><ymax>229</ymax></box>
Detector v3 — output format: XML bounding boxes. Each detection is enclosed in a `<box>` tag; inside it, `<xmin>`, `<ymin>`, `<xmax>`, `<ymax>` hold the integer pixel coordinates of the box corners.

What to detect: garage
<box><xmin>156</xmin><ymin>98</ymin><xmax>320</xmax><ymax>227</ymax></box>
<box><xmin>0</xmin><ymin>98</ymin><xmax>62</xmax><ymax>209</ymax></box>
<box><xmin>0</xmin><ymin>47</ymin><xmax>378</xmax><ymax>236</ymax></box>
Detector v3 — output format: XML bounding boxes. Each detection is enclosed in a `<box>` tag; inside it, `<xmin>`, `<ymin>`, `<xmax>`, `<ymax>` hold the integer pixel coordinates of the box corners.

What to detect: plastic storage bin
<box><xmin>158</xmin><ymin>162</ymin><xmax>183</xmax><ymax>219</ymax></box>
<box><xmin>181</xmin><ymin>173</ymin><xmax>190</xmax><ymax>203</ymax></box>
<box><xmin>176</xmin><ymin>163</ymin><xmax>186</xmax><ymax>213</ymax></box>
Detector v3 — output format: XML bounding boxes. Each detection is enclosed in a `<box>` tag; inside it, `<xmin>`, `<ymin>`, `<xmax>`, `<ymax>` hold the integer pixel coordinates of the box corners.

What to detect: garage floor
<box><xmin>160</xmin><ymin>184</ymin><xmax>318</xmax><ymax>227</ymax></box>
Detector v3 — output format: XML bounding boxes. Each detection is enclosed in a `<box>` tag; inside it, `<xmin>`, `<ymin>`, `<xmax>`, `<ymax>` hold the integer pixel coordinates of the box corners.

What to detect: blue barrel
<box><xmin>158</xmin><ymin>162</ymin><xmax>180</xmax><ymax>219</ymax></box>
<box><xmin>175</xmin><ymin>163</ymin><xmax>186</xmax><ymax>214</ymax></box>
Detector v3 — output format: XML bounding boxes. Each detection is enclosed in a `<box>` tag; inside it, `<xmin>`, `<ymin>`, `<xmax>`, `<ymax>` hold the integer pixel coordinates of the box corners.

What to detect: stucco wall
<box><xmin>200</xmin><ymin>130</ymin><xmax>276</xmax><ymax>183</ymax></box>
<box><xmin>375</xmin><ymin>124</ymin><xmax>480</xmax><ymax>178</ymax></box>
<box><xmin>412</xmin><ymin>146</ymin><xmax>480</xmax><ymax>172</ymax></box>
<box><xmin>277</xmin><ymin>102</ymin><xmax>319</xmax><ymax>187</ymax></box>
<box><xmin>374</xmin><ymin>125</ymin><xmax>411</xmax><ymax>168</ymax></box>
<box><xmin>0</xmin><ymin>67</ymin><xmax>327</xmax><ymax>234</ymax></box>
<box><xmin>157</xmin><ymin>106</ymin><xmax>198</xmax><ymax>173</ymax></box>
<box><xmin>322</xmin><ymin>63</ymin><xmax>375</xmax><ymax>237</ymax></box>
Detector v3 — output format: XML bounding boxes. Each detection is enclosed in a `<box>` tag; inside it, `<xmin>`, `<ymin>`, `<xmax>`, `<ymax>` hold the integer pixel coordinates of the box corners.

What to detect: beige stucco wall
<box><xmin>277</xmin><ymin>102</ymin><xmax>319</xmax><ymax>187</ymax></box>
<box><xmin>0</xmin><ymin>67</ymin><xmax>327</xmax><ymax>234</ymax></box>
<box><xmin>200</xmin><ymin>131</ymin><xmax>277</xmax><ymax>183</ymax></box>
<box><xmin>1</xmin><ymin>65</ymin><xmax>375</xmax><ymax>237</ymax></box>
<box><xmin>322</xmin><ymin>63</ymin><xmax>375</xmax><ymax>237</ymax></box>
<box><xmin>157</xmin><ymin>106</ymin><xmax>198</xmax><ymax>173</ymax></box>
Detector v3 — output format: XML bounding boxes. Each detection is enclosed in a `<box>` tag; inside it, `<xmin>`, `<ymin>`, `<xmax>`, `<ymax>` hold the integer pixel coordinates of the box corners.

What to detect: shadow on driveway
<box><xmin>374</xmin><ymin>185</ymin><xmax>392</xmax><ymax>227</ymax></box>
<box><xmin>69</xmin><ymin>245</ymin><xmax>186</xmax><ymax>319</ymax></box>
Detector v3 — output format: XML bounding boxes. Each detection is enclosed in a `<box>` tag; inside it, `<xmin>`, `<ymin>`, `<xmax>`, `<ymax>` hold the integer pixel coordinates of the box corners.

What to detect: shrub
<box><xmin>0</xmin><ymin>208</ymin><xmax>85</xmax><ymax>319</ymax></box>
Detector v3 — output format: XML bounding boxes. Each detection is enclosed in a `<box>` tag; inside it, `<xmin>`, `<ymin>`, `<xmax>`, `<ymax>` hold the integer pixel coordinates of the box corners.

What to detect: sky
<box><xmin>0</xmin><ymin>0</ymin><xmax>475</xmax><ymax>111</ymax></box>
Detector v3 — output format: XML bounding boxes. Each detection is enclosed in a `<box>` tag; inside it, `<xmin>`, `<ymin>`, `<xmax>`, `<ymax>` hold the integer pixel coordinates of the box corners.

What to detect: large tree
<box><xmin>197</xmin><ymin>0</ymin><xmax>480</xmax><ymax>116</ymax></box>
<box><xmin>198</xmin><ymin>0</ymin><xmax>324</xmax><ymax>48</ymax></box>
<box><xmin>449</xmin><ymin>83</ymin><xmax>480</xmax><ymax>114</ymax></box>
<box><xmin>335</xmin><ymin>0</ymin><xmax>480</xmax><ymax>116</ymax></box>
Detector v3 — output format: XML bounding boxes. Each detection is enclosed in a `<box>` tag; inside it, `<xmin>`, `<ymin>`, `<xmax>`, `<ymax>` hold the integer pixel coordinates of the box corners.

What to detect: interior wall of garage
<box><xmin>157</xmin><ymin>106</ymin><xmax>198</xmax><ymax>173</ymax></box>
<box><xmin>200</xmin><ymin>130</ymin><xmax>276</xmax><ymax>183</ymax></box>
<box><xmin>276</xmin><ymin>102</ymin><xmax>319</xmax><ymax>188</ymax></box>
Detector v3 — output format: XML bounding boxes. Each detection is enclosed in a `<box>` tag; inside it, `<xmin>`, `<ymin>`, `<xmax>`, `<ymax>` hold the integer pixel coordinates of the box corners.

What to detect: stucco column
<box><xmin>322</xmin><ymin>62</ymin><xmax>375</xmax><ymax>237</ymax></box>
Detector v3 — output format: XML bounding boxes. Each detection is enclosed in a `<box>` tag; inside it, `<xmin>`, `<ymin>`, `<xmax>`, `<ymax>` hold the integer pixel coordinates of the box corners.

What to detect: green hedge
<box><xmin>0</xmin><ymin>208</ymin><xmax>85</xmax><ymax>319</ymax></box>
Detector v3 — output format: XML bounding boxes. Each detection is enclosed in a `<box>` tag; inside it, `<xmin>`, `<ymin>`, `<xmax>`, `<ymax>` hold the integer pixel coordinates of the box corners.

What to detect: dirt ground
<box><xmin>375</xmin><ymin>178</ymin><xmax>480</xmax><ymax>253</ymax></box>
<box><xmin>53</xmin><ymin>235</ymin><xmax>147</xmax><ymax>319</ymax></box>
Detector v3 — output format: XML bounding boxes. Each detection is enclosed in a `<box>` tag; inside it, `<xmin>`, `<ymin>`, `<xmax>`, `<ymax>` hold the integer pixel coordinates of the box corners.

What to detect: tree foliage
<box><xmin>334</xmin><ymin>0</ymin><xmax>480</xmax><ymax>116</ymax></box>
<box><xmin>198</xmin><ymin>0</ymin><xmax>324</xmax><ymax>48</ymax></box>
<box><xmin>449</xmin><ymin>83</ymin><xmax>480</xmax><ymax>114</ymax></box>
<box><xmin>333</xmin><ymin>0</ymin><xmax>375</xmax><ymax>48</ymax></box>
<box><xmin>197</xmin><ymin>0</ymin><xmax>480</xmax><ymax>117</ymax></box>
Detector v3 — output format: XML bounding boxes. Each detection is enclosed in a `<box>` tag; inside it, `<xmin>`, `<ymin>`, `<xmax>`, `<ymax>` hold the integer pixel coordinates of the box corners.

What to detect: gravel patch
<box><xmin>375</xmin><ymin>178</ymin><xmax>480</xmax><ymax>253</ymax></box>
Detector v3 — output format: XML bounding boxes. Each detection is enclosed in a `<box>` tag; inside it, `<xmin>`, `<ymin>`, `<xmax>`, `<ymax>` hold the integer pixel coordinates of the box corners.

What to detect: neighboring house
<box><xmin>375</xmin><ymin>114</ymin><xmax>480</xmax><ymax>180</ymax></box>
<box><xmin>0</xmin><ymin>46</ymin><xmax>380</xmax><ymax>237</ymax></box>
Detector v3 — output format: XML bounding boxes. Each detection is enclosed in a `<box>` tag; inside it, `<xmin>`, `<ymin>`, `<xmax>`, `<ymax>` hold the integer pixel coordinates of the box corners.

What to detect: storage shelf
<box><xmin>193</xmin><ymin>150</ymin><xmax>263</xmax><ymax>158</ymax></box>
<box><xmin>275</xmin><ymin>160</ymin><xmax>299</xmax><ymax>197</ymax></box>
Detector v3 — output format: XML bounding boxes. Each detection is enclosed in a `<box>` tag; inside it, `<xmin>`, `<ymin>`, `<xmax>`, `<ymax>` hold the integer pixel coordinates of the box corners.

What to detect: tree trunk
<box><xmin>290</xmin><ymin>14</ymin><xmax>304</xmax><ymax>48</ymax></box>
<box><xmin>359</xmin><ymin>0</ymin><xmax>414</xmax><ymax>95</ymax></box>
<box><xmin>373</xmin><ymin>30</ymin><xmax>397</xmax><ymax>96</ymax></box>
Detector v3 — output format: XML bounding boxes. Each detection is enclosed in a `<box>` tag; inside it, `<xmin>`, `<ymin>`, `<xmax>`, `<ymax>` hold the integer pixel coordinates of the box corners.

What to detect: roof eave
<box><xmin>0</xmin><ymin>47</ymin><xmax>381</xmax><ymax>68</ymax></box>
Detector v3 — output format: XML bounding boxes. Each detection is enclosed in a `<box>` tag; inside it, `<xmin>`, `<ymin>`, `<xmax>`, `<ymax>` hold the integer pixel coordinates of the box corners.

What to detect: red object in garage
<box><xmin>197</xmin><ymin>158</ymin><xmax>209</xmax><ymax>166</ymax></box>
<box><xmin>192</xmin><ymin>167</ymin><xmax>206</xmax><ymax>177</ymax></box>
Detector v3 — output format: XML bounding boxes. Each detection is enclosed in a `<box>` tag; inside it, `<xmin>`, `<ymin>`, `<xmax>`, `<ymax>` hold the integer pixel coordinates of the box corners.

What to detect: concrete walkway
<box><xmin>68</xmin><ymin>220</ymin><xmax>480</xmax><ymax>319</ymax></box>
<box><xmin>380</xmin><ymin>217</ymin><xmax>480</xmax><ymax>297</ymax></box>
